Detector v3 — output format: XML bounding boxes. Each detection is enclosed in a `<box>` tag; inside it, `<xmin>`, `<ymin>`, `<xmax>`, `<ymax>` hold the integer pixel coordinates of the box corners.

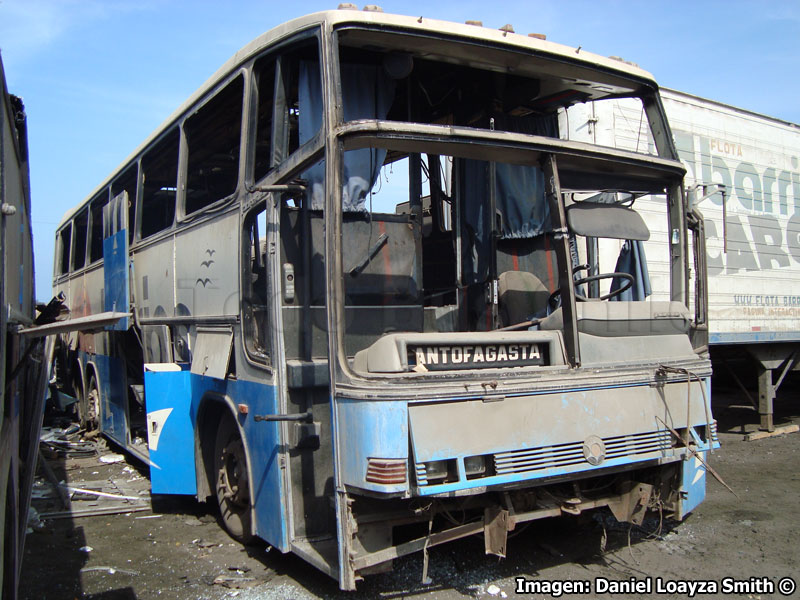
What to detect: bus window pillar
<box><xmin>541</xmin><ymin>154</ymin><xmax>580</xmax><ymax>367</ymax></box>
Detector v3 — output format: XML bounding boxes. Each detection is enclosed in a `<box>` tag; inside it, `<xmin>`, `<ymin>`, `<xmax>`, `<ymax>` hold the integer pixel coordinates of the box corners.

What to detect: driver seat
<box><xmin>498</xmin><ymin>271</ymin><xmax>550</xmax><ymax>327</ymax></box>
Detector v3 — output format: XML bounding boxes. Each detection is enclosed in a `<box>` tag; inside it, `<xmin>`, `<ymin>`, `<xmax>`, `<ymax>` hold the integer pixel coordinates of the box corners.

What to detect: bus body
<box><xmin>52</xmin><ymin>10</ymin><xmax>715</xmax><ymax>589</ymax></box>
<box><xmin>1</xmin><ymin>54</ymin><xmax>51</xmax><ymax>599</ymax></box>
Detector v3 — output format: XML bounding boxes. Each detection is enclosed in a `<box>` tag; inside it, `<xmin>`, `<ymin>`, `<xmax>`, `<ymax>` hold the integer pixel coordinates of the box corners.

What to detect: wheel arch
<box><xmin>79</xmin><ymin>359</ymin><xmax>103</xmax><ymax>430</ymax></box>
<box><xmin>83</xmin><ymin>359</ymin><xmax>102</xmax><ymax>405</ymax></box>
<box><xmin>194</xmin><ymin>393</ymin><xmax>255</xmax><ymax>525</ymax></box>
<box><xmin>69</xmin><ymin>354</ymin><xmax>86</xmax><ymax>400</ymax></box>
<box><xmin>83</xmin><ymin>359</ymin><xmax>100</xmax><ymax>390</ymax></box>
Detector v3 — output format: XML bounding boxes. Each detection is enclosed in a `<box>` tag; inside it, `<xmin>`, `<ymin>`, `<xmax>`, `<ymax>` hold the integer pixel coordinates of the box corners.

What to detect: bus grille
<box><xmin>415</xmin><ymin>463</ymin><xmax>429</xmax><ymax>485</ymax></box>
<box><xmin>414</xmin><ymin>429</ymin><xmax>676</xmax><ymax>486</ymax></box>
<box><xmin>494</xmin><ymin>430</ymin><xmax>672</xmax><ymax>476</ymax></box>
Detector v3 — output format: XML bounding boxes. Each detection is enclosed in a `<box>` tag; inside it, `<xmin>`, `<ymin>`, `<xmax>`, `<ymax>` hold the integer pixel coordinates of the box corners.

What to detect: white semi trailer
<box><xmin>566</xmin><ymin>84</ymin><xmax>799</xmax><ymax>431</ymax></box>
<box><xmin>664</xmin><ymin>88</ymin><xmax>799</xmax><ymax>431</ymax></box>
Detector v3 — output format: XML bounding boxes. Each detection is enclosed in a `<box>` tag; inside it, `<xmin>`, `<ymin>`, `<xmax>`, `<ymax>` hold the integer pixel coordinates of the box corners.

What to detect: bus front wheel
<box><xmin>214</xmin><ymin>413</ymin><xmax>253</xmax><ymax>543</ymax></box>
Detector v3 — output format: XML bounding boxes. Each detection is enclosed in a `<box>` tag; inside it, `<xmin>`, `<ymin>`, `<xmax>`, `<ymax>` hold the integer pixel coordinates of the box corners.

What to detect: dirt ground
<box><xmin>20</xmin><ymin>379</ymin><xmax>800</xmax><ymax>600</ymax></box>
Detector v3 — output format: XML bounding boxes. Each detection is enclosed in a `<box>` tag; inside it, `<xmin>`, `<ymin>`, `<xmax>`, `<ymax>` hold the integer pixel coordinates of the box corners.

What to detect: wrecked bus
<box><xmin>50</xmin><ymin>9</ymin><xmax>716</xmax><ymax>589</ymax></box>
<box><xmin>1</xmin><ymin>53</ymin><xmax>44</xmax><ymax>600</ymax></box>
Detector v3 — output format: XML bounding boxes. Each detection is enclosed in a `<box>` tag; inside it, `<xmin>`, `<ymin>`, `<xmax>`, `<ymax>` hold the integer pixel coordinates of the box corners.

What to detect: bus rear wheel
<box><xmin>214</xmin><ymin>413</ymin><xmax>253</xmax><ymax>543</ymax></box>
<box><xmin>78</xmin><ymin>375</ymin><xmax>100</xmax><ymax>432</ymax></box>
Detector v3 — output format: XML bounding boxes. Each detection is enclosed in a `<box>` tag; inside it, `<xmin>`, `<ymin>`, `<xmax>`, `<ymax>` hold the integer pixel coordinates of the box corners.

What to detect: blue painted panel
<box><xmin>94</xmin><ymin>354</ymin><xmax>128</xmax><ymax>448</ymax></box>
<box><xmin>141</xmin><ymin>374</ymin><xmax>288</xmax><ymax>551</ymax></box>
<box><xmin>337</xmin><ymin>398</ymin><xmax>408</xmax><ymax>494</ymax></box>
<box><xmin>145</xmin><ymin>370</ymin><xmax>198</xmax><ymax>495</ymax></box>
<box><xmin>103</xmin><ymin>229</ymin><xmax>129</xmax><ymax>330</ymax></box>
<box><xmin>678</xmin><ymin>452</ymin><xmax>707</xmax><ymax>519</ymax></box>
<box><xmin>233</xmin><ymin>379</ymin><xmax>288</xmax><ymax>551</ymax></box>
<box><xmin>710</xmin><ymin>331</ymin><xmax>800</xmax><ymax>344</ymax></box>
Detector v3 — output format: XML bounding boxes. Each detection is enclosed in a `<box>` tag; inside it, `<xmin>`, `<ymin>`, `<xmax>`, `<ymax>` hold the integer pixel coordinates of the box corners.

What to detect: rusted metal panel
<box><xmin>607</xmin><ymin>481</ymin><xmax>654</xmax><ymax>525</ymax></box>
<box><xmin>483</xmin><ymin>507</ymin><xmax>509</xmax><ymax>558</ymax></box>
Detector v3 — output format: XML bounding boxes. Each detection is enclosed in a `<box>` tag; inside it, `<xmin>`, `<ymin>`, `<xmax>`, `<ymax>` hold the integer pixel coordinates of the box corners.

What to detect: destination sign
<box><xmin>409</xmin><ymin>343</ymin><xmax>545</xmax><ymax>371</ymax></box>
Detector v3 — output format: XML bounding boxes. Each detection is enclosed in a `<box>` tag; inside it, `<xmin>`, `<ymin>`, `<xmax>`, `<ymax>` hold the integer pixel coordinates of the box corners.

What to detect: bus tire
<box><xmin>214</xmin><ymin>412</ymin><xmax>253</xmax><ymax>543</ymax></box>
<box><xmin>79</xmin><ymin>374</ymin><xmax>100</xmax><ymax>432</ymax></box>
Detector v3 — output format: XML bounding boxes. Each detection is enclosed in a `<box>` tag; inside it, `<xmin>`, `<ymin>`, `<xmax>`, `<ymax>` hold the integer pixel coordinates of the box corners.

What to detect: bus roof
<box><xmin>57</xmin><ymin>8</ymin><xmax>658</xmax><ymax>229</ymax></box>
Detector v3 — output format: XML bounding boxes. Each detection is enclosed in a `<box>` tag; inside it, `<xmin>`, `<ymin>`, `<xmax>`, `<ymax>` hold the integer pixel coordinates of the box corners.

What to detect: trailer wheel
<box><xmin>214</xmin><ymin>413</ymin><xmax>253</xmax><ymax>543</ymax></box>
<box><xmin>78</xmin><ymin>374</ymin><xmax>100</xmax><ymax>432</ymax></box>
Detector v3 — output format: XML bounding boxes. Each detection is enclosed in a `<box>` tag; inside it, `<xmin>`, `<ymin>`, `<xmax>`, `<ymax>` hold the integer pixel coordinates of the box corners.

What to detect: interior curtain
<box><xmin>610</xmin><ymin>240</ymin><xmax>652</xmax><ymax>301</ymax></box>
<box><xmin>299</xmin><ymin>61</ymin><xmax>395</xmax><ymax>211</ymax></box>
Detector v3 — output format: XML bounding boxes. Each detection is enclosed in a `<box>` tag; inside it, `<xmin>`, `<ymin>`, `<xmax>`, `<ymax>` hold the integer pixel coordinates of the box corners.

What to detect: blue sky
<box><xmin>1</xmin><ymin>0</ymin><xmax>798</xmax><ymax>300</ymax></box>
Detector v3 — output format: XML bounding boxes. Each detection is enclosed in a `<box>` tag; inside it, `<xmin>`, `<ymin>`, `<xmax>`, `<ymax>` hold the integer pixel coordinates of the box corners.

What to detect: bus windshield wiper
<box><xmin>349</xmin><ymin>232</ymin><xmax>388</xmax><ymax>276</ymax></box>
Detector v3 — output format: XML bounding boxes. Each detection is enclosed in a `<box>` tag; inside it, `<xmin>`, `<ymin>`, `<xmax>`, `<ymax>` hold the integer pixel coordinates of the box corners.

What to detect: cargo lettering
<box><xmin>674</xmin><ymin>130</ymin><xmax>800</xmax><ymax>275</ymax></box>
<box><xmin>734</xmin><ymin>294</ymin><xmax>800</xmax><ymax>307</ymax></box>
<box><xmin>705</xmin><ymin>212</ymin><xmax>800</xmax><ymax>275</ymax></box>
<box><xmin>710</xmin><ymin>138</ymin><xmax>743</xmax><ymax>157</ymax></box>
<box><xmin>674</xmin><ymin>130</ymin><xmax>800</xmax><ymax>216</ymax></box>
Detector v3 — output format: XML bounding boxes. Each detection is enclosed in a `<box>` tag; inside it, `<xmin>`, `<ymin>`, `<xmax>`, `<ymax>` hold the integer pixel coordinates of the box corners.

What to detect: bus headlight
<box><xmin>423</xmin><ymin>460</ymin><xmax>448</xmax><ymax>481</ymax></box>
<box><xmin>464</xmin><ymin>455</ymin><xmax>486</xmax><ymax>476</ymax></box>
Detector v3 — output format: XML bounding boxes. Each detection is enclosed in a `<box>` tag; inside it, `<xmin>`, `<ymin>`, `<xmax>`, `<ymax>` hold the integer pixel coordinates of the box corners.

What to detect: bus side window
<box><xmin>88</xmin><ymin>192</ymin><xmax>109</xmax><ymax>264</ymax></box>
<box><xmin>111</xmin><ymin>163</ymin><xmax>138</xmax><ymax>245</ymax></box>
<box><xmin>288</xmin><ymin>41</ymin><xmax>322</xmax><ymax>155</ymax></box>
<box><xmin>185</xmin><ymin>75</ymin><xmax>244</xmax><ymax>215</ymax></box>
<box><xmin>251</xmin><ymin>38</ymin><xmax>321</xmax><ymax>177</ymax></box>
<box><xmin>141</xmin><ymin>129</ymin><xmax>179</xmax><ymax>239</ymax></box>
<box><xmin>252</xmin><ymin>57</ymin><xmax>275</xmax><ymax>181</ymax></box>
<box><xmin>242</xmin><ymin>205</ymin><xmax>270</xmax><ymax>365</ymax></box>
<box><xmin>265</xmin><ymin>38</ymin><xmax>323</xmax><ymax>172</ymax></box>
<box><xmin>71</xmin><ymin>208</ymin><xmax>88</xmax><ymax>271</ymax></box>
<box><xmin>56</xmin><ymin>223</ymin><xmax>72</xmax><ymax>276</ymax></box>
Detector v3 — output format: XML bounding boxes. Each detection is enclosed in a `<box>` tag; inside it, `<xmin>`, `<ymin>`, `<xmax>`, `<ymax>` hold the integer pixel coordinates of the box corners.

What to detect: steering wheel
<box><xmin>548</xmin><ymin>271</ymin><xmax>635</xmax><ymax>310</ymax></box>
<box><xmin>546</xmin><ymin>264</ymin><xmax>587</xmax><ymax>311</ymax></box>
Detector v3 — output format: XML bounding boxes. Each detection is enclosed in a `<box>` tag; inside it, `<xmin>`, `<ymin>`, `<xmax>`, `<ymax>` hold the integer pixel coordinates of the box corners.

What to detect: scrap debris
<box><xmin>211</xmin><ymin>574</ymin><xmax>258</xmax><ymax>589</ymax></box>
<box><xmin>40</xmin><ymin>425</ymin><xmax>98</xmax><ymax>458</ymax></box>
<box><xmin>99</xmin><ymin>454</ymin><xmax>125</xmax><ymax>464</ymax></box>
<box><xmin>80</xmin><ymin>566</ymin><xmax>139</xmax><ymax>576</ymax></box>
<box><xmin>745</xmin><ymin>423</ymin><xmax>799</xmax><ymax>441</ymax></box>
<box><xmin>33</xmin><ymin>425</ymin><xmax>152</xmax><ymax>521</ymax></box>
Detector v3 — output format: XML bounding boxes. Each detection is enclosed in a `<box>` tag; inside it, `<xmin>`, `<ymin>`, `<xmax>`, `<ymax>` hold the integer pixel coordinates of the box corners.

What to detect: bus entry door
<box><xmin>103</xmin><ymin>191</ymin><xmax>130</xmax><ymax>331</ymax></box>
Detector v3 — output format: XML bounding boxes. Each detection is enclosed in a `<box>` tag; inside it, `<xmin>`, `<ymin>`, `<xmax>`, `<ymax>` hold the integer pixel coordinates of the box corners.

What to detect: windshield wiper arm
<box><xmin>349</xmin><ymin>233</ymin><xmax>388</xmax><ymax>276</ymax></box>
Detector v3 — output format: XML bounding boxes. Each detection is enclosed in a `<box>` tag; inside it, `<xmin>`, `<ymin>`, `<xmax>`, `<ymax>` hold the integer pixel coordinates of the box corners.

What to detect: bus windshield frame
<box><xmin>326</xmin><ymin>26</ymin><xmax>691</xmax><ymax>384</ymax></box>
